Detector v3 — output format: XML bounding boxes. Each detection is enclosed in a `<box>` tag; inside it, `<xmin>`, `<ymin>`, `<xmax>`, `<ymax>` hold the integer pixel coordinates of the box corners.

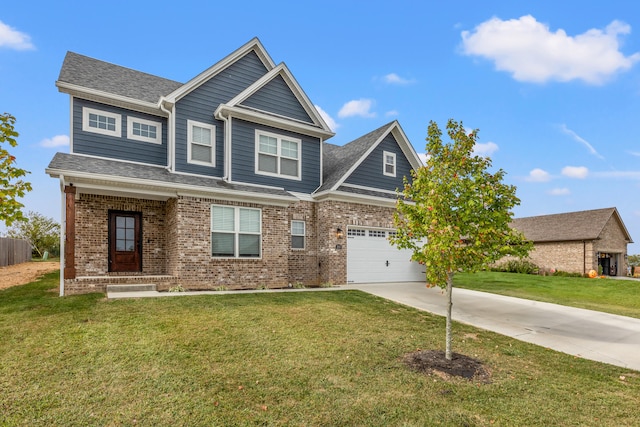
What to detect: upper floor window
<box><xmin>255</xmin><ymin>130</ymin><xmax>301</xmax><ymax>180</ymax></box>
<box><xmin>211</xmin><ymin>205</ymin><xmax>261</xmax><ymax>258</ymax></box>
<box><xmin>188</xmin><ymin>120</ymin><xmax>215</xmax><ymax>167</ymax></box>
<box><xmin>82</xmin><ymin>107</ymin><xmax>121</xmax><ymax>137</ymax></box>
<box><xmin>128</xmin><ymin>117</ymin><xmax>161</xmax><ymax>144</ymax></box>
<box><xmin>291</xmin><ymin>220</ymin><xmax>305</xmax><ymax>250</ymax></box>
<box><xmin>383</xmin><ymin>151</ymin><xmax>396</xmax><ymax>177</ymax></box>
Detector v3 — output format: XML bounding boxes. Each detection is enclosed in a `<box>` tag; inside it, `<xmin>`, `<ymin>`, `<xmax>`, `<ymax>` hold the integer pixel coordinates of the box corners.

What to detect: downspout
<box><xmin>216</xmin><ymin>107</ymin><xmax>232</xmax><ymax>182</ymax></box>
<box><xmin>59</xmin><ymin>175</ymin><xmax>66</xmax><ymax>297</ymax></box>
<box><xmin>583</xmin><ymin>240</ymin><xmax>586</xmax><ymax>276</ymax></box>
<box><xmin>159</xmin><ymin>97</ymin><xmax>174</xmax><ymax>172</ymax></box>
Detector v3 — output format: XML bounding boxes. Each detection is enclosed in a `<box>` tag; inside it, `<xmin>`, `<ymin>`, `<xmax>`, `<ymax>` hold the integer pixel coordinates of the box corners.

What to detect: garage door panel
<box><xmin>347</xmin><ymin>228</ymin><xmax>425</xmax><ymax>283</ymax></box>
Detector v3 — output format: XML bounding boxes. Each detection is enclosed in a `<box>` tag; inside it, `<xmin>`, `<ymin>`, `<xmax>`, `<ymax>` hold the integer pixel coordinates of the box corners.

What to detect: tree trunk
<box><xmin>445</xmin><ymin>271</ymin><xmax>454</xmax><ymax>360</ymax></box>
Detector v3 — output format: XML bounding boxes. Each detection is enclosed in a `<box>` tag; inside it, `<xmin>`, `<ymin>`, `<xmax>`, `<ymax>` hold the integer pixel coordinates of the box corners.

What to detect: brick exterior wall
<box><xmin>517</xmin><ymin>215</ymin><xmax>628</xmax><ymax>276</ymax></box>
<box><xmin>65</xmin><ymin>194</ymin><xmax>399</xmax><ymax>293</ymax></box>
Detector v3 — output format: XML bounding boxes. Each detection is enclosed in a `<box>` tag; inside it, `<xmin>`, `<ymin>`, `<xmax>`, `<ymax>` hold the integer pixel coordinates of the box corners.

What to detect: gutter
<box><xmin>214</xmin><ymin>107</ymin><xmax>232</xmax><ymax>182</ymax></box>
<box><xmin>158</xmin><ymin>97</ymin><xmax>175</xmax><ymax>172</ymax></box>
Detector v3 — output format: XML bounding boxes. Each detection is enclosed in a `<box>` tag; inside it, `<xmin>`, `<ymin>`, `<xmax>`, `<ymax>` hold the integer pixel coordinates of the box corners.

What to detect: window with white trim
<box><xmin>291</xmin><ymin>220</ymin><xmax>305</xmax><ymax>250</ymax></box>
<box><xmin>256</xmin><ymin>130</ymin><xmax>301</xmax><ymax>180</ymax></box>
<box><xmin>82</xmin><ymin>107</ymin><xmax>121</xmax><ymax>137</ymax></box>
<box><xmin>128</xmin><ymin>117</ymin><xmax>162</xmax><ymax>144</ymax></box>
<box><xmin>383</xmin><ymin>151</ymin><xmax>396</xmax><ymax>177</ymax></box>
<box><xmin>211</xmin><ymin>205</ymin><xmax>261</xmax><ymax>258</ymax></box>
<box><xmin>188</xmin><ymin>120</ymin><xmax>216</xmax><ymax>167</ymax></box>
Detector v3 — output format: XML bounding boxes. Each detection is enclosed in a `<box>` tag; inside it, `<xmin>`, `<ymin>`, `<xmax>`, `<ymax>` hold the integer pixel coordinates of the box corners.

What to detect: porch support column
<box><xmin>64</xmin><ymin>185</ymin><xmax>76</xmax><ymax>279</ymax></box>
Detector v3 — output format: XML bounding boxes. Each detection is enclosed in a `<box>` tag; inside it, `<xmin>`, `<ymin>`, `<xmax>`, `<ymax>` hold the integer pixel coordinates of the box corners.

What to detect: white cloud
<box><xmin>383</xmin><ymin>73</ymin><xmax>415</xmax><ymax>85</ymax></box>
<box><xmin>560</xmin><ymin>124</ymin><xmax>604</xmax><ymax>159</ymax></box>
<box><xmin>385</xmin><ymin>110</ymin><xmax>399</xmax><ymax>117</ymax></box>
<box><xmin>473</xmin><ymin>141</ymin><xmax>499</xmax><ymax>157</ymax></box>
<box><xmin>0</xmin><ymin>20</ymin><xmax>35</xmax><ymax>50</ymax></box>
<box><xmin>337</xmin><ymin>99</ymin><xmax>376</xmax><ymax>118</ymax></box>
<box><xmin>314</xmin><ymin>105</ymin><xmax>338</xmax><ymax>131</ymax></box>
<box><xmin>461</xmin><ymin>15</ymin><xmax>640</xmax><ymax>84</ymax></box>
<box><xmin>417</xmin><ymin>153</ymin><xmax>429</xmax><ymax>165</ymax></box>
<box><xmin>548</xmin><ymin>188</ymin><xmax>570</xmax><ymax>196</ymax></box>
<box><xmin>627</xmin><ymin>151</ymin><xmax>640</xmax><ymax>157</ymax></box>
<box><xmin>561</xmin><ymin>166</ymin><xmax>589</xmax><ymax>179</ymax></box>
<box><xmin>40</xmin><ymin>135</ymin><xmax>69</xmax><ymax>148</ymax></box>
<box><xmin>526</xmin><ymin>168</ymin><xmax>551</xmax><ymax>182</ymax></box>
<box><xmin>594</xmin><ymin>170</ymin><xmax>640</xmax><ymax>179</ymax></box>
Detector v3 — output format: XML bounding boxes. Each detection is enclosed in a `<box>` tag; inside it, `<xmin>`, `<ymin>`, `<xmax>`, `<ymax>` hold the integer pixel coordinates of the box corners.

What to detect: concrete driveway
<box><xmin>350</xmin><ymin>282</ymin><xmax>640</xmax><ymax>371</ymax></box>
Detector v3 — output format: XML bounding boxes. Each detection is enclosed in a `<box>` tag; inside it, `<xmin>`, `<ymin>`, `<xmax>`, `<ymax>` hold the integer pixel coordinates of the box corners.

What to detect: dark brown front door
<box><xmin>109</xmin><ymin>211</ymin><xmax>142</xmax><ymax>272</ymax></box>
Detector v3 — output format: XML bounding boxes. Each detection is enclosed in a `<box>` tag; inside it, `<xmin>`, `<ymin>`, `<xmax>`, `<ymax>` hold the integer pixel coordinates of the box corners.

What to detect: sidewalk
<box><xmin>350</xmin><ymin>282</ymin><xmax>640</xmax><ymax>371</ymax></box>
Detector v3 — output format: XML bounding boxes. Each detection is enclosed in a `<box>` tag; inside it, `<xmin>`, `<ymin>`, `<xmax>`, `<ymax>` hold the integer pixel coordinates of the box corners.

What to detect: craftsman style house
<box><xmin>47</xmin><ymin>38</ymin><xmax>424</xmax><ymax>295</ymax></box>
<box><xmin>511</xmin><ymin>207</ymin><xmax>633</xmax><ymax>276</ymax></box>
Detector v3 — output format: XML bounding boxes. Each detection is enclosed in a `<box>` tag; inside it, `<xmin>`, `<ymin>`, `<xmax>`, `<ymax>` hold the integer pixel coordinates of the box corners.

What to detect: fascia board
<box><xmin>215</xmin><ymin>104</ymin><xmax>334</xmax><ymax>139</ymax></box>
<box><xmin>56</xmin><ymin>81</ymin><xmax>166</xmax><ymax>117</ymax></box>
<box><xmin>45</xmin><ymin>168</ymin><xmax>298</xmax><ymax>206</ymax></box>
<box><xmin>312</xmin><ymin>190</ymin><xmax>398</xmax><ymax>208</ymax></box>
<box><xmin>390</xmin><ymin>122</ymin><xmax>424</xmax><ymax>169</ymax></box>
<box><xmin>165</xmin><ymin>38</ymin><xmax>276</xmax><ymax>103</ymax></box>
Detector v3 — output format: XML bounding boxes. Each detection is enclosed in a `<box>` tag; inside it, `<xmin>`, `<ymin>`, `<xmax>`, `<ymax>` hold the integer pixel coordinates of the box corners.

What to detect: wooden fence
<box><xmin>0</xmin><ymin>237</ymin><xmax>32</xmax><ymax>267</ymax></box>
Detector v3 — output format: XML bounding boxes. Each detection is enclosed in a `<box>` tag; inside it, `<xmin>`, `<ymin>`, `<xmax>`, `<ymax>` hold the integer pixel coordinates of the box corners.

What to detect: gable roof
<box><xmin>215</xmin><ymin>62</ymin><xmax>334</xmax><ymax>138</ymax></box>
<box><xmin>511</xmin><ymin>207</ymin><xmax>633</xmax><ymax>243</ymax></box>
<box><xmin>316</xmin><ymin>120</ymin><xmax>422</xmax><ymax>194</ymax></box>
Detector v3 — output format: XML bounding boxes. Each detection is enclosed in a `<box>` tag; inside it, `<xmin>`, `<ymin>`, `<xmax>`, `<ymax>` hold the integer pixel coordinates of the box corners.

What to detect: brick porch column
<box><xmin>64</xmin><ymin>185</ymin><xmax>76</xmax><ymax>279</ymax></box>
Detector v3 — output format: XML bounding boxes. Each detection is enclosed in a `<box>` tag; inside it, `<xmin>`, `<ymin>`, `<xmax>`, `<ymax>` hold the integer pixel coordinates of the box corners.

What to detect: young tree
<box><xmin>390</xmin><ymin>119</ymin><xmax>531</xmax><ymax>360</ymax></box>
<box><xmin>0</xmin><ymin>113</ymin><xmax>32</xmax><ymax>226</ymax></box>
<box><xmin>7</xmin><ymin>211</ymin><xmax>60</xmax><ymax>258</ymax></box>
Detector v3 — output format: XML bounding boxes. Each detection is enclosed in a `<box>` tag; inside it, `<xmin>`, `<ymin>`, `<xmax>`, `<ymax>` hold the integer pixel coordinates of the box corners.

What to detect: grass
<box><xmin>454</xmin><ymin>271</ymin><xmax>640</xmax><ymax>319</ymax></box>
<box><xmin>1</xmin><ymin>272</ymin><xmax>639</xmax><ymax>426</ymax></box>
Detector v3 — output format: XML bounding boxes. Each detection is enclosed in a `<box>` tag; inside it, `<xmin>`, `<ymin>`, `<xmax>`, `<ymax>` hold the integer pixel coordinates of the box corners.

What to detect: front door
<box><xmin>109</xmin><ymin>211</ymin><xmax>142</xmax><ymax>272</ymax></box>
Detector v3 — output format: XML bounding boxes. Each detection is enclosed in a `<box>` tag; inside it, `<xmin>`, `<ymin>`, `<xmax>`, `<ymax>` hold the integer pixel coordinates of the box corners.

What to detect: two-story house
<box><xmin>46</xmin><ymin>38</ymin><xmax>425</xmax><ymax>295</ymax></box>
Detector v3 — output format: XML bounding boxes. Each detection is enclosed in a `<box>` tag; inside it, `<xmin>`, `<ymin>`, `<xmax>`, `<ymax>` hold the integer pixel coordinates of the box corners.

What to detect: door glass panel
<box><xmin>115</xmin><ymin>215</ymin><xmax>135</xmax><ymax>252</ymax></box>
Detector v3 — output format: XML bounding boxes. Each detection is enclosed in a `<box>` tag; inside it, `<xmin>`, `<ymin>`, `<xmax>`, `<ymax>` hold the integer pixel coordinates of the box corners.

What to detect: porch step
<box><xmin>106</xmin><ymin>284</ymin><xmax>157</xmax><ymax>293</ymax></box>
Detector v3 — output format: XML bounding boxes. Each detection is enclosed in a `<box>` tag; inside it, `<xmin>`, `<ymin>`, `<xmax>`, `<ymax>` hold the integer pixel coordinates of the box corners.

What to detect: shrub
<box><xmin>493</xmin><ymin>259</ymin><xmax>539</xmax><ymax>274</ymax></box>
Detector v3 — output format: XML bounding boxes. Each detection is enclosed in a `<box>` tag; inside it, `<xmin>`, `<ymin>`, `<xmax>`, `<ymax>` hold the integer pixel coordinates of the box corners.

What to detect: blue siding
<box><xmin>241</xmin><ymin>75</ymin><xmax>313</xmax><ymax>123</ymax></box>
<box><xmin>174</xmin><ymin>51</ymin><xmax>269</xmax><ymax>177</ymax></box>
<box><xmin>231</xmin><ymin>119</ymin><xmax>321</xmax><ymax>193</ymax></box>
<box><xmin>72</xmin><ymin>99</ymin><xmax>167</xmax><ymax>165</ymax></box>
<box><xmin>345</xmin><ymin>133</ymin><xmax>413</xmax><ymax>191</ymax></box>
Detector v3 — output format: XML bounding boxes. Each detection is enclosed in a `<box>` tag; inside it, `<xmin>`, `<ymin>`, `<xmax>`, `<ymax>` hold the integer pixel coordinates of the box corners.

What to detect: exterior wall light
<box><xmin>336</xmin><ymin>227</ymin><xmax>344</xmax><ymax>239</ymax></box>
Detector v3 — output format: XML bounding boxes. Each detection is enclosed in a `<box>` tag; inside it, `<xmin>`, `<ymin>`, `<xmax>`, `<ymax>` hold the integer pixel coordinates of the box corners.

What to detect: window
<box><xmin>347</xmin><ymin>228</ymin><xmax>366</xmax><ymax>237</ymax></box>
<box><xmin>211</xmin><ymin>205</ymin><xmax>261</xmax><ymax>258</ymax></box>
<box><xmin>188</xmin><ymin>120</ymin><xmax>216</xmax><ymax>167</ymax></box>
<box><xmin>291</xmin><ymin>220</ymin><xmax>305</xmax><ymax>250</ymax></box>
<box><xmin>383</xmin><ymin>151</ymin><xmax>396</xmax><ymax>177</ymax></box>
<box><xmin>369</xmin><ymin>230</ymin><xmax>386</xmax><ymax>238</ymax></box>
<box><xmin>82</xmin><ymin>107</ymin><xmax>121</xmax><ymax>137</ymax></box>
<box><xmin>256</xmin><ymin>130</ymin><xmax>301</xmax><ymax>180</ymax></box>
<box><xmin>128</xmin><ymin>117</ymin><xmax>162</xmax><ymax>144</ymax></box>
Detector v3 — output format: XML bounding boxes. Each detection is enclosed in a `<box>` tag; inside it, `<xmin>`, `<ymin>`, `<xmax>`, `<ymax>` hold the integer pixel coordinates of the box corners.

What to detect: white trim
<box><xmin>215</xmin><ymin>104</ymin><xmax>334</xmax><ymax>139</ymax></box>
<box><xmin>313</xmin><ymin>189</ymin><xmax>399</xmax><ymax>208</ymax></box>
<box><xmin>341</xmin><ymin>183</ymin><xmax>398</xmax><ymax>195</ymax></box>
<box><xmin>187</xmin><ymin>120</ymin><xmax>216</xmax><ymax>167</ymax></box>
<box><xmin>69</xmin><ymin>97</ymin><xmax>74</xmax><ymax>153</ymax></box>
<box><xmin>82</xmin><ymin>106</ymin><xmax>121</xmax><ymax>137</ymax></box>
<box><xmin>211</xmin><ymin>204</ymin><xmax>262</xmax><ymax>259</ymax></box>
<box><xmin>58</xmin><ymin>82</ymin><xmax>164</xmax><ymax>116</ymax></box>
<box><xmin>291</xmin><ymin>220</ymin><xmax>305</xmax><ymax>250</ymax></box>
<box><xmin>127</xmin><ymin>116</ymin><xmax>162</xmax><ymax>144</ymax></box>
<box><xmin>255</xmin><ymin>129</ymin><xmax>302</xmax><ymax>181</ymax></box>
<box><xmin>383</xmin><ymin>150</ymin><xmax>396</xmax><ymax>177</ymax></box>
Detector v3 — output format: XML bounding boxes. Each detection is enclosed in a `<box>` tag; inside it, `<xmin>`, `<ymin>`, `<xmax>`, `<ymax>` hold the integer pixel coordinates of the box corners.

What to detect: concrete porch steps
<box><xmin>106</xmin><ymin>284</ymin><xmax>157</xmax><ymax>293</ymax></box>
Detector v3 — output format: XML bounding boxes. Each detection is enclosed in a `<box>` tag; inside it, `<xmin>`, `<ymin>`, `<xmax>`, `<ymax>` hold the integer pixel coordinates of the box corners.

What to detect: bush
<box><xmin>492</xmin><ymin>259</ymin><xmax>539</xmax><ymax>274</ymax></box>
<box><xmin>551</xmin><ymin>270</ymin><xmax>583</xmax><ymax>278</ymax></box>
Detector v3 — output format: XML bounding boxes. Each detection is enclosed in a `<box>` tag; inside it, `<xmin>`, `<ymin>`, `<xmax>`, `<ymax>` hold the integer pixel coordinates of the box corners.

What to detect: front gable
<box><xmin>241</xmin><ymin>74</ymin><xmax>313</xmax><ymax>123</ymax></box>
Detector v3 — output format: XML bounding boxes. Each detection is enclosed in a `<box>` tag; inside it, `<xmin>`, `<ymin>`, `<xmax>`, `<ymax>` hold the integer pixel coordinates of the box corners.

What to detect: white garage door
<box><xmin>347</xmin><ymin>227</ymin><xmax>425</xmax><ymax>283</ymax></box>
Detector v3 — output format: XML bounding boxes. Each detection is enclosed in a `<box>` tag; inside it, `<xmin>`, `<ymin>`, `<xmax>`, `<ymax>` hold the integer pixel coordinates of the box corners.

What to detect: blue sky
<box><xmin>2</xmin><ymin>1</ymin><xmax>639</xmax><ymax>253</ymax></box>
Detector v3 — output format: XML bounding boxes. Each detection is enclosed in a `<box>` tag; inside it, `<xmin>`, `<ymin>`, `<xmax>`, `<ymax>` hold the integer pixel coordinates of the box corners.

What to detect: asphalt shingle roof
<box><xmin>57</xmin><ymin>52</ymin><xmax>183</xmax><ymax>104</ymax></box>
<box><xmin>47</xmin><ymin>152</ymin><xmax>293</xmax><ymax>198</ymax></box>
<box><xmin>510</xmin><ymin>208</ymin><xmax>631</xmax><ymax>242</ymax></box>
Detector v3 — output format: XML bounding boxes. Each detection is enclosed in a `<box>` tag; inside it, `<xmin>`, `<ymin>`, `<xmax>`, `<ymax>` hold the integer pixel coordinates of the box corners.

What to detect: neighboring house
<box><xmin>46</xmin><ymin>38</ymin><xmax>425</xmax><ymax>295</ymax></box>
<box><xmin>510</xmin><ymin>207</ymin><xmax>633</xmax><ymax>276</ymax></box>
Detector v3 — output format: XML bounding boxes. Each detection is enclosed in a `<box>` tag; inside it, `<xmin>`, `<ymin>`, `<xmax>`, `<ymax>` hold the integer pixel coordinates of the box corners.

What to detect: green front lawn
<box><xmin>1</xmin><ymin>271</ymin><xmax>639</xmax><ymax>426</ymax></box>
<box><xmin>454</xmin><ymin>271</ymin><xmax>640</xmax><ymax>319</ymax></box>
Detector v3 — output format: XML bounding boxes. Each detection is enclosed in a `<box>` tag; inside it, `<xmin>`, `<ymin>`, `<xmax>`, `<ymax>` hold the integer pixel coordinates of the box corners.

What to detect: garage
<box><xmin>346</xmin><ymin>227</ymin><xmax>425</xmax><ymax>283</ymax></box>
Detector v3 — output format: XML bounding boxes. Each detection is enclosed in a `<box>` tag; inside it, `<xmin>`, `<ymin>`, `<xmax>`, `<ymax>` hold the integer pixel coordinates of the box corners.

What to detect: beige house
<box><xmin>511</xmin><ymin>207</ymin><xmax>633</xmax><ymax>276</ymax></box>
